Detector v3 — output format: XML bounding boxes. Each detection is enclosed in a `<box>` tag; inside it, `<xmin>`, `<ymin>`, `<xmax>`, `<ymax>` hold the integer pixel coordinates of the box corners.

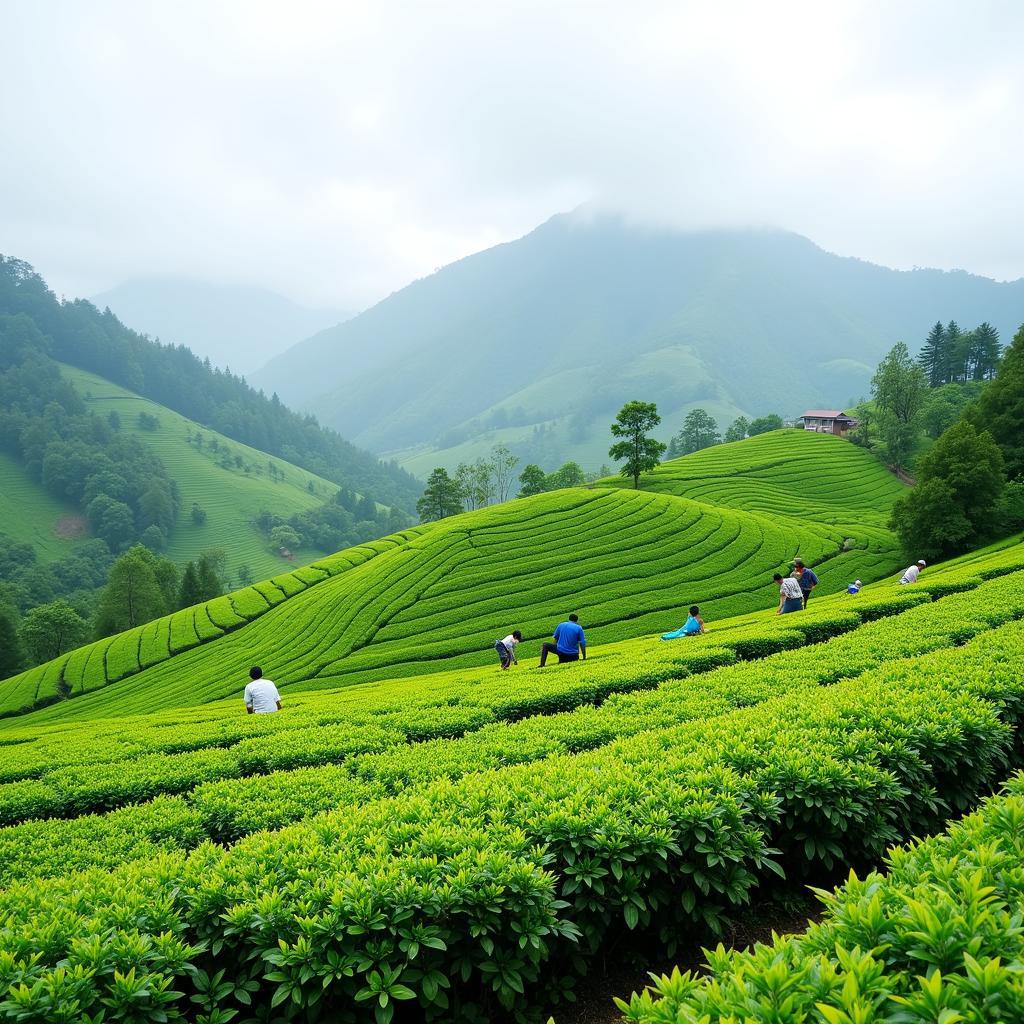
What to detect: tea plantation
<box><xmin>1</xmin><ymin>431</ymin><xmax>1023</xmax><ymax>1022</ymax></box>
<box><xmin>0</xmin><ymin>432</ymin><xmax>904</xmax><ymax>722</ymax></box>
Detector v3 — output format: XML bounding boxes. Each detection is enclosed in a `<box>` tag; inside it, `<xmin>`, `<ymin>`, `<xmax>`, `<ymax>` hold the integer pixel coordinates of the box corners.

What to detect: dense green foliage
<box><xmin>0</xmin><ymin>553</ymin><xmax>1023</xmax><ymax>1018</ymax></box>
<box><xmin>0</xmin><ymin>255</ymin><xmax>420</xmax><ymax>510</ymax></box>
<box><xmin>918</xmin><ymin>318</ymin><xmax>1002</xmax><ymax>386</ymax></box>
<box><xmin>966</xmin><ymin>323</ymin><xmax>1024</xmax><ymax>478</ymax></box>
<box><xmin>620</xmin><ymin>771</ymin><xmax>1024</xmax><ymax>1023</ymax></box>
<box><xmin>871</xmin><ymin>341</ymin><xmax>928</xmax><ymax>470</ymax></box>
<box><xmin>0</xmin><ymin>432</ymin><xmax>908</xmax><ymax>719</ymax></box>
<box><xmin>890</xmin><ymin>421</ymin><xmax>1005</xmax><ymax>560</ymax></box>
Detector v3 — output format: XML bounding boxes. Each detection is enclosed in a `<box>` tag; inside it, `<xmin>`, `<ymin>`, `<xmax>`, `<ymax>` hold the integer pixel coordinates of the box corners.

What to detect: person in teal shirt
<box><xmin>662</xmin><ymin>606</ymin><xmax>705</xmax><ymax>640</ymax></box>
<box><xmin>539</xmin><ymin>613</ymin><xmax>587</xmax><ymax>666</ymax></box>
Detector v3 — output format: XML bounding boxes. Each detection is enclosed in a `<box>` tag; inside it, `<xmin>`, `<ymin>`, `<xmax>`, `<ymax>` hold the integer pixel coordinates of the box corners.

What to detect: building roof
<box><xmin>800</xmin><ymin>410</ymin><xmax>851</xmax><ymax>419</ymax></box>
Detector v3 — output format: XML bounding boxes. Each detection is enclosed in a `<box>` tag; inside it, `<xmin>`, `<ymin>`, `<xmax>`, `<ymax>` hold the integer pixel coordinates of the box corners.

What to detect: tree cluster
<box><xmin>664</xmin><ymin>409</ymin><xmax>783</xmax><ymax>459</ymax></box>
<box><xmin>890</xmin><ymin>324</ymin><xmax>1024</xmax><ymax>561</ymax></box>
<box><xmin>517</xmin><ymin>461</ymin><xmax>590</xmax><ymax>497</ymax></box>
<box><xmin>0</xmin><ymin>255</ymin><xmax>422</xmax><ymax>512</ymax></box>
<box><xmin>917</xmin><ymin>320</ymin><xmax>1001</xmax><ymax>388</ymax></box>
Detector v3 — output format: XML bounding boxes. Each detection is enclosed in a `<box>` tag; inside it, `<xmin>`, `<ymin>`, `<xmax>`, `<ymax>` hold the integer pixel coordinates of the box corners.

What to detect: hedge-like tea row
<box><xmin>1</xmin><ymin>568</ymin><xmax>1021</xmax><ymax>836</ymax></box>
<box><xmin>618</xmin><ymin>770</ymin><xmax>1024</xmax><ymax>1023</ymax></box>
<box><xmin>0</xmin><ymin>617</ymin><xmax>1022</xmax><ymax>1021</ymax></box>
<box><xmin>0</xmin><ymin>432</ymin><xmax>906</xmax><ymax>724</ymax></box>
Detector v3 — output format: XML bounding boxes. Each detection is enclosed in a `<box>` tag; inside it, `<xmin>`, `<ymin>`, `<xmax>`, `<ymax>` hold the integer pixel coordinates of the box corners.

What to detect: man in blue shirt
<box><xmin>539</xmin><ymin>613</ymin><xmax>587</xmax><ymax>666</ymax></box>
<box><xmin>793</xmin><ymin>558</ymin><xmax>818</xmax><ymax>609</ymax></box>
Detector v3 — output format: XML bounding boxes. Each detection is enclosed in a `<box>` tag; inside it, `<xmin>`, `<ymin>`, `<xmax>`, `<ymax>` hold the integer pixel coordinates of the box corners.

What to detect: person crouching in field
<box><xmin>495</xmin><ymin>630</ymin><xmax>523</xmax><ymax>669</ymax></box>
<box><xmin>539</xmin><ymin>614</ymin><xmax>587</xmax><ymax>666</ymax></box>
<box><xmin>244</xmin><ymin>666</ymin><xmax>282</xmax><ymax>714</ymax></box>
<box><xmin>662</xmin><ymin>605</ymin><xmax>706</xmax><ymax>639</ymax></box>
<box><xmin>775</xmin><ymin>573</ymin><xmax>803</xmax><ymax>614</ymax></box>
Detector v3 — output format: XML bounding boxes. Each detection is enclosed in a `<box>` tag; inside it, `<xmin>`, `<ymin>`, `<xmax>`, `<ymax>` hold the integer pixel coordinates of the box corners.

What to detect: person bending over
<box><xmin>495</xmin><ymin>630</ymin><xmax>523</xmax><ymax>669</ymax></box>
<box><xmin>244</xmin><ymin>666</ymin><xmax>282</xmax><ymax>714</ymax></box>
<box><xmin>539</xmin><ymin>613</ymin><xmax>587</xmax><ymax>666</ymax></box>
<box><xmin>774</xmin><ymin>573</ymin><xmax>803</xmax><ymax>614</ymax></box>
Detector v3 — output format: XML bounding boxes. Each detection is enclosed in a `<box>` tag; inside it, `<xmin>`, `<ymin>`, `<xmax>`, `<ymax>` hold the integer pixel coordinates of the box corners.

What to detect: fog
<box><xmin>2</xmin><ymin>0</ymin><xmax>1022</xmax><ymax>308</ymax></box>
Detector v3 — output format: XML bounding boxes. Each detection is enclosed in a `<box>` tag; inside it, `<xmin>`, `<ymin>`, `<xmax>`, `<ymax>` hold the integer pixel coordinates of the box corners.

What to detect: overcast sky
<box><xmin>2</xmin><ymin>1</ymin><xmax>1022</xmax><ymax>309</ymax></box>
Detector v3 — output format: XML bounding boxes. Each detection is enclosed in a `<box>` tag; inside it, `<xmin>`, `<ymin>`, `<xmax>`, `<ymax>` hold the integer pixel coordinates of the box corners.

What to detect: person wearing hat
<box><xmin>899</xmin><ymin>560</ymin><xmax>927</xmax><ymax>584</ymax></box>
<box><xmin>847</xmin><ymin>579</ymin><xmax>862</xmax><ymax>595</ymax></box>
<box><xmin>792</xmin><ymin>558</ymin><xmax>818</xmax><ymax>608</ymax></box>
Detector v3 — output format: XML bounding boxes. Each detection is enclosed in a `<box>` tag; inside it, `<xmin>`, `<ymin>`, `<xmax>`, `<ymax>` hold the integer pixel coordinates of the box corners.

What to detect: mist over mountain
<box><xmin>251</xmin><ymin>213</ymin><xmax>1024</xmax><ymax>476</ymax></box>
<box><xmin>92</xmin><ymin>279</ymin><xmax>351</xmax><ymax>374</ymax></box>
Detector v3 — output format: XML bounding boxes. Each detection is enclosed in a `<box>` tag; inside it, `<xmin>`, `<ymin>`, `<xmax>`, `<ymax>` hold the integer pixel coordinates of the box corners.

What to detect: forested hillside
<box><xmin>253</xmin><ymin>213</ymin><xmax>1024</xmax><ymax>475</ymax></box>
<box><xmin>0</xmin><ymin>255</ymin><xmax>421</xmax><ymax>511</ymax></box>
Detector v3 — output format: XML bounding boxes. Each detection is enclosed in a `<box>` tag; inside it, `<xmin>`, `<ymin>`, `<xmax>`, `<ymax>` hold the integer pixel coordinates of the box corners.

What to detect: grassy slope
<box><xmin>62</xmin><ymin>366</ymin><xmax>335</xmax><ymax>580</ymax></box>
<box><xmin>0</xmin><ymin>453</ymin><xmax>80</xmax><ymax>562</ymax></box>
<box><xmin>0</xmin><ymin>431</ymin><xmax>907</xmax><ymax>723</ymax></box>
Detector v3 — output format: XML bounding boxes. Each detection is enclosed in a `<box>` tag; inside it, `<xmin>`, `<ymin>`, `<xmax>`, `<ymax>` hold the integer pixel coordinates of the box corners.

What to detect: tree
<box><xmin>191</xmin><ymin>502</ymin><xmax>207</xmax><ymax>525</ymax></box>
<box><xmin>917</xmin><ymin>321</ymin><xmax>948</xmax><ymax>388</ymax></box>
<box><xmin>518</xmin><ymin>464</ymin><xmax>547</xmax><ymax>497</ymax></box>
<box><xmin>546</xmin><ymin>462</ymin><xmax>586</xmax><ymax>489</ymax></box>
<box><xmin>269</xmin><ymin>524</ymin><xmax>301</xmax><ymax>552</ymax></box>
<box><xmin>178</xmin><ymin>562</ymin><xmax>203</xmax><ymax>608</ymax></box>
<box><xmin>724</xmin><ymin>416</ymin><xmax>749</xmax><ymax>444</ymax></box>
<box><xmin>18</xmin><ymin>600</ymin><xmax>89</xmax><ymax>666</ymax></box>
<box><xmin>871</xmin><ymin>342</ymin><xmax>927</xmax><ymax>470</ymax></box>
<box><xmin>94</xmin><ymin>546</ymin><xmax>168</xmax><ymax>637</ymax></box>
<box><xmin>889</xmin><ymin>420</ymin><xmax>1005</xmax><ymax>560</ymax></box>
<box><xmin>747</xmin><ymin>414</ymin><xmax>784</xmax><ymax>436</ymax></box>
<box><xmin>0</xmin><ymin>608</ymin><xmax>23</xmax><ymax>679</ymax></box>
<box><xmin>970</xmin><ymin>322</ymin><xmax>1001</xmax><ymax>380</ymax></box>
<box><xmin>417</xmin><ymin>468</ymin><xmax>464</xmax><ymax>522</ymax></box>
<box><xmin>666</xmin><ymin>435</ymin><xmax>679</xmax><ymax>459</ymax></box>
<box><xmin>609</xmin><ymin>401</ymin><xmax>667</xmax><ymax>489</ymax></box>
<box><xmin>491</xmin><ymin>445</ymin><xmax>519</xmax><ymax>503</ymax></box>
<box><xmin>195</xmin><ymin>552</ymin><xmax>225</xmax><ymax>599</ymax></box>
<box><xmin>945</xmin><ymin>321</ymin><xmax>966</xmax><ymax>382</ymax></box>
<box><xmin>236</xmin><ymin>564</ymin><xmax>254</xmax><ymax>587</ymax></box>
<box><xmin>965</xmin><ymin>324</ymin><xmax>1024</xmax><ymax>479</ymax></box>
<box><xmin>675</xmin><ymin>408</ymin><xmax>721</xmax><ymax>455</ymax></box>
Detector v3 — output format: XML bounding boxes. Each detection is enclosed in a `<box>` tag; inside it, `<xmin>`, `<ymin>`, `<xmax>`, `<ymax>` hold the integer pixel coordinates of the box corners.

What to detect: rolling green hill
<box><xmin>253</xmin><ymin>213</ymin><xmax>1024</xmax><ymax>474</ymax></box>
<box><xmin>60</xmin><ymin>366</ymin><xmax>337</xmax><ymax>581</ymax></box>
<box><xmin>0</xmin><ymin>431</ymin><xmax>907</xmax><ymax>721</ymax></box>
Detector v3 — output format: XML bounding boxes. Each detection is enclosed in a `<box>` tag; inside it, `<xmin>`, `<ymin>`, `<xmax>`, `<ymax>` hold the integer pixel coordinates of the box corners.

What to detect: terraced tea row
<box><xmin>0</xmin><ymin>613</ymin><xmax>1021</xmax><ymax>1022</ymax></box>
<box><xmin>633</xmin><ymin>429</ymin><xmax>907</xmax><ymax>528</ymax></box>
<box><xmin>1</xmin><ymin>566</ymin><xmax>1023</xmax><ymax>893</ymax></box>
<box><xmin>619</xmin><ymin>770</ymin><xmax>1024</xmax><ymax>1023</ymax></box>
<box><xmin>1</xmin><ymin>480</ymin><xmax>887</xmax><ymax>723</ymax></box>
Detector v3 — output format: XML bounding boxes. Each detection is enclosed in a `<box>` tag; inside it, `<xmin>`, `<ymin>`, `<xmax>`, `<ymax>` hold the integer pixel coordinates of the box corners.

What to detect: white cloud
<box><xmin>1</xmin><ymin>0</ymin><xmax>1022</xmax><ymax>308</ymax></box>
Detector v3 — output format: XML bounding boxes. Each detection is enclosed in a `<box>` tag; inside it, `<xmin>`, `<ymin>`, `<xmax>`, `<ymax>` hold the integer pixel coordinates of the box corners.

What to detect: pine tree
<box><xmin>178</xmin><ymin>562</ymin><xmax>203</xmax><ymax>608</ymax></box>
<box><xmin>966</xmin><ymin>324</ymin><xmax>1024</xmax><ymax>478</ymax></box>
<box><xmin>971</xmin><ymin>322</ymin><xmax>1001</xmax><ymax>380</ymax></box>
<box><xmin>0</xmin><ymin>609</ymin><xmax>23</xmax><ymax>680</ymax></box>
<box><xmin>196</xmin><ymin>554</ymin><xmax>225</xmax><ymax>600</ymax></box>
<box><xmin>918</xmin><ymin>321</ymin><xmax>947</xmax><ymax>387</ymax></box>
<box><xmin>945</xmin><ymin>321</ymin><xmax>965</xmax><ymax>382</ymax></box>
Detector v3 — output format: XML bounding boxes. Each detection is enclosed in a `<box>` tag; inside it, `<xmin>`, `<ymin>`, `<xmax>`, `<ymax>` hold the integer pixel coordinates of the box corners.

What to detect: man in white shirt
<box><xmin>774</xmin><ymin>572</ymin><xmax>804</xmax><ymax>614</ymax></box>
<box><xmin>244</xmin><ymin>666</ymin><xmax>282</xmax><ymax>714</ymax></box>
<box><xmin>899</xmin><ymin>560</ymin><xmax>926</xmax><ymax>585</ymax></box>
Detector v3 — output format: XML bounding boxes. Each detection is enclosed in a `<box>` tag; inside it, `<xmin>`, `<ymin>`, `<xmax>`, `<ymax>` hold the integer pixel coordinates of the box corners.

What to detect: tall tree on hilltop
<box><xmin>609</xmin><ymin>401</ymin><xmax>667</xmax><ymax>489</ymax></box>
<box><xmin>491</xmin><ymin>445</ymin><xmax>520</xmax><ymax>503</ymax></box>
<box><xmin>966</xmin><ymin>324</ymin><xmax>1024</xmax><ymax>478</ymax></box>
<box><xmin>417</xmin><ymin>468</ymin><xmax>464</xmax><ymax>522</ymax></box>
<box><xmin>676</xmin><ymin>408</ymin><xmax>721</xmax><ymax>455</ymax></box>
<box><xmin>724</xmin><ymin>416</ymin><xmax>749</xmax><ymax>444</ymax></box>
<box><xmin>178</xmin><ymin>562</ymin><xmax>202</xmax><ymax>608</ymax></box>
<box><xmin>945</xmin><ymin>320</ymin><xmax>965</xmax><ymax>382</ymax></box>
<box><xmin>970</xmin><ymin>322</ymin><xmax>1002</xmax><ymax>380</ymax></box>
<box><xmin>918</xmin><ymin>321</ymin><xmax>948</xmax><ymax>388</ymax></box>
<box><xmin>517</xmin><ymin>464</ymin><xmax>547</xmax><ymax>497</ymax></box>
<box><xmin>871</xmin><ymin>342</ymin><xmax>927</xmax><ymax>470</ymax></box>
<box><xmin>747</xmin><ymin>413</ymin><xmax>784</xmax><ymax>436</ymax></box>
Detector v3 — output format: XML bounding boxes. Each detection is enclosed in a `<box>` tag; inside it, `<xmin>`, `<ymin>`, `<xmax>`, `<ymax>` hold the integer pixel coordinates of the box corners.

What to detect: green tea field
<box><xmin>61</xmin><ymin>365</ymin><xmax>340</xmax><ymax>579</ymax></box>
<box><xmin>0</xmin><ymin>451</ymin><xmax>82</xmax><ymax>561</ymax></box>
<box><xmin>0</xmin><ymin>431</ymin><xmax>906</xmax><ymax>720</ymax></box>
<box><xmin>0</xmin><ymin>524</ymin><xmax>1021</xmax><ymax>1020</ymax></box>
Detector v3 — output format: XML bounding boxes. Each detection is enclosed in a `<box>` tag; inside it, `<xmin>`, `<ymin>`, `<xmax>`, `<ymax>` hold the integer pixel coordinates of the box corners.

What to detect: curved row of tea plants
<box><xmin>1</xmin><ymin>476</ymin><xmax>890</xmax><ymax>723</ymax></box>
<box><xmin>618</xmin><ymin>769</ymin><xmax>1024</xmax><ymax>1024</ymax></box>
<box><xmin>0</xmin><ymin>613</ymin><xmax>1022</xmax><ymax>1021</ymax></box>
<box><xmin>1</xmin><ymin>567</ymin><xmax>1023</xmax><ymax>899</ymax></box>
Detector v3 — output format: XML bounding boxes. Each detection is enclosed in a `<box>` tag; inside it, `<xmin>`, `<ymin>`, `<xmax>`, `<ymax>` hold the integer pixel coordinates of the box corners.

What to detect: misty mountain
<box><xmin>92</xmin><ymin>279</ymin><xmax>351</xmax><ymax>374</ymax></box>
<box><xmin>252</xmin><ymin>213</ymin><xmax>1024</xmax><ymax>476</ymax></box>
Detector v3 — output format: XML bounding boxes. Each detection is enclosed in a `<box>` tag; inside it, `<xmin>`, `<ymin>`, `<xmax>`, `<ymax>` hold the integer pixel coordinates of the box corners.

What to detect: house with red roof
<box><xmin>798</xmin><ymin>409</ymin><xmax>858</xmax><ymax>437</ymax></box>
